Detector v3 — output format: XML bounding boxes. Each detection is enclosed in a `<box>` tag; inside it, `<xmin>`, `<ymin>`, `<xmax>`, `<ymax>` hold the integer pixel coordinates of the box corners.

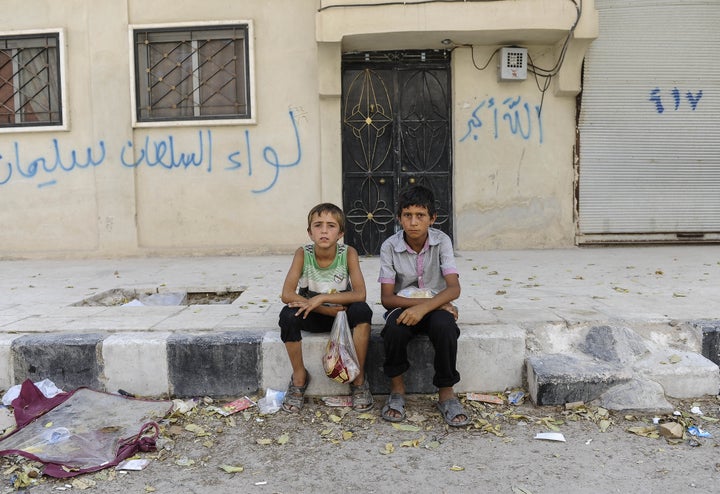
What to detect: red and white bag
<box><xmin>322</xmin><ymin>311</ymin><xmax>360</xmax><ymax>384</ymax></box>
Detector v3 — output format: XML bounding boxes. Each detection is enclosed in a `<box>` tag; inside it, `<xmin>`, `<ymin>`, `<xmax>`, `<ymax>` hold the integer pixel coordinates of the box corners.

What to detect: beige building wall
<box><xmin>0</xmin><ymin>0</ymin><xmax>598</xmax><ymax>259</ymax></box>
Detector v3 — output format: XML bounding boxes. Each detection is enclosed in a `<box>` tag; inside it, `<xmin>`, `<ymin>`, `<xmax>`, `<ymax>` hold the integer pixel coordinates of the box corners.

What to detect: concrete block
<box><xmin>167</xmin><ymin>331</ymin><xmax>262</xmax><ymax>398</ymax></box>
<box><xmin>365</xmin><ymin>330</ymin><xmax>437</xmax><ymax>395</ymax></box>
<box><xmin>455</xmin><ymin>324</ymin><xmax>525</xmax><ymax>393</ymax></box>
<box><xmin>103</xmin><ymin>333</ymin><xmax>171</xmax><ymax>398</ymax></box>
<box><xmin>633</xmin><ymin>350</ymin><xmax>720</xmax><ymax>398</ymax></box>
<box><xmin>527</xmin><ymin>353</ymin><xmax>631</xmax><ymax>406</ymax></box>
<box><xmin>262</xmin><ymin>324</ymin><xmax>526</xmax><ymax>397</ymax></box>
<box><xmin>262</xmin><ymin>331</ymin><xmax>351</xmax><ymax>397</ymax></box>
<box><xmin>690</xmin><ymin>319</ymin><xmax>720</xmax><ymax>366</ymax></box>
<box><xmin>0</xmin><ymin>334</ymin><xmax>17</xmax><ymax>390</ymax></box>
<box><xmin>578</xmin><ymin>325</ymin><xmax>649</xmax><ymax>364</ymax></box>
<box><xmin>262</xmin><ymin>329</ymin><xmax>443</xmax><ymax>396</ymax></box>
<box><xmin>11</xmin><ymin>333</ymin><xmax>105</xmax><ymax>391</ymax></box>
<box><xmin>596</xmin><ymin>378</ymin><xmax>673</xmax><ymax>415</ymax></box>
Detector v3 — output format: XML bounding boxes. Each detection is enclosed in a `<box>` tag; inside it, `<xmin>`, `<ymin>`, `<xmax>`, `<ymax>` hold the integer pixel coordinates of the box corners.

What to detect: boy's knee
<box><xmin>279</xmin><ymin>306</ymin><xmax>302</xmax><ymax>342</ymax></box>
<box><xmin>347</xmin><ymin>302</ymin><xmax>372</xmax><ymax>325</ymax></box>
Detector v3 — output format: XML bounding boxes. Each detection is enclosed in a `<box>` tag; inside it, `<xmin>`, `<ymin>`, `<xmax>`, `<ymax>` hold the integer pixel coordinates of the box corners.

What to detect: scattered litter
<box><xmin>208</xmin><ymin>396</ymin><xmax>256</xmax><ymax>416</ymax></box>
<box><xmin>257</xmin><ymin>389</ymin><xmax>285</xmax><ymax>415</ymax></box>
<box><xmin>116</xmin><ymin>459</ymin><xmax>150</xmax><ymax>471</ymax></box>
<box><xmin>466</xmin><ymin>393</ymin><xmax>503</xmax><ymax>405</ymax></box>
<box><xmin>255</xmin><ymin>481</ymin><xmax>268</xmax><ymax>486</ymax></box>
<box><xmin>322</xmin><ymin>396</ymin><xmax>353</xmax><ymax>407</ymax></box>
<box><xmin>508</xmin><ymin>391</ymin><xmax>525</xmax><ymax>405</ymax></box>
<box><xmin>687</xmin><ymin>426</ymin><xmax>712</xmax><ymax>438</ymax></box>
<box><xmin>175</xmin><ymin>457</ymin><xmax>195</xmax><ymax>467</ymax></box>
<box><xmin>0</xmin><ymin>381</ymin><xmax>171</xmax><ymax>478</ymax></box>
<box><xmin>627</xmin><ymin>425</ymin><xmax>660</xmax><ymax>438</ymax></box>
<box><xmin>691</xmin><ymin>406</ymin><xmax>703</xmax><ymax>415</ymax></box>
<box><xmin>0</xmin><ymin>407</ymin><xmax>16</xmax><ymax>433</ymax></box>
<box><xmin>585</xmin><ymin>439</ymin><xmax>592</xmax><ymax>445</ymax></box>
<box><xmin>172</xmin><ymin>398</ymin><xmax>198</xmax><ymax>414</ymax></box>
<box><xmin>2</xmin><ymin>378</ymin><xmax>63</xmax><ymax>406</ymax></box>
<box><xmin>652</xmin><ymin>417</ymin><xmax>660</xmax><ymax>424</ymax></box>
<box><xmin>122</xmin><ymin>292</ymin><xmax>185</xmax><ymax>307</ymax></box>
<box><xmin>534</xmin><ymin>432</ymin><xmax>566</xmax><ymax>442</ymax></box>
<box><xmin>659</xmin><ymin>422</ymin><xmax>683</xmax><ymax>439</ymax></box>
<box><xmin>673</xmin><ymin>410</ymin><xmax>682</xmax><ymax>416</ymax></box>
<box><xmin>219</xmin><ymin>464</ymin><xmax>244</xmax><ymax>474</ymax></box>
<box><xmin>564</xmin><ymin>401</ymin><xmax>585</xmax><ymax>410</ymax></box>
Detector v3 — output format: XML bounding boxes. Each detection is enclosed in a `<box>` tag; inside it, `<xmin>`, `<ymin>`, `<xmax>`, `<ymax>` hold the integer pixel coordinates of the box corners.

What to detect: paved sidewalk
<box><xmin>1</xmin><ymin>245</ymin><xmax>719</xmax><ymax>407</ymax></box>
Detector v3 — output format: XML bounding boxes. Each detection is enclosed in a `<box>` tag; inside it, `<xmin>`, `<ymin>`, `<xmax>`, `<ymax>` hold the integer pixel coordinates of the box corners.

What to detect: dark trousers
<box><xmin>381</xmin><ymin>308</ymin><xmax>461</xmax><ymax>389</ymax></box>
<box><xmin>279</xmin><ymin>302</ymin><xmax>373</xmax><ymax>342</ymax></box>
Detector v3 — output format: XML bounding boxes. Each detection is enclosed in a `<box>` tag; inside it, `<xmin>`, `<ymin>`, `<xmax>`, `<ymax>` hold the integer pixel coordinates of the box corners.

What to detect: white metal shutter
<box><xmin>578</xmin><ymin>0</ymin><xmax>720</xmax><ymax>238</ymax></box>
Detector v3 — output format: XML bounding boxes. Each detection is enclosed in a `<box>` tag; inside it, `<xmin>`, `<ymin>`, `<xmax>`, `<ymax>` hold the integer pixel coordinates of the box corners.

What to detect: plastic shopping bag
<box><xmin>323</xmin><ymin>311</ymin><xmax>360</xmax><ymax>384</ymax></box>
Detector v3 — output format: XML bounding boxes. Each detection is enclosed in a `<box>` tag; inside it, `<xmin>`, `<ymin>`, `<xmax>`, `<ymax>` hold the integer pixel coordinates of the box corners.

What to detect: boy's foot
<box><xmin>381</xmin><ymin>393</ymin><xmax>406</xmax><ymax>422</ymax></box>
<box><xmin>437</xmin><ymin>397</ymin><xmax>470</xmax><ymax>427</ymax></box>
<box><xmin>282</xmin><ymin>370</ymin><xmax>310</xmax><ymax>413</ymax></box>
<box><xmin>350</xmin><ymin>378</ymin><xmax>373</xmax><ymax>412</ymax></box>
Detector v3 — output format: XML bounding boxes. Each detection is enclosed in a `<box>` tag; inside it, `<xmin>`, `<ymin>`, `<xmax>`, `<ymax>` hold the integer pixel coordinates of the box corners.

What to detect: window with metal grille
<box><xmin>133</xmin><ymin>24</ymin><xmax>251</xmax><ymax>123</ymax></box>
<box><xmin>0</xmin><ymin>33</ymin><xmax>63</xmax><ymax>128</ymax></box>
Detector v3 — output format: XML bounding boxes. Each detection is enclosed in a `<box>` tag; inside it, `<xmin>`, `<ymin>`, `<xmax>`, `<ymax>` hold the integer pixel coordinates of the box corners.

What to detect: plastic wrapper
<box><xmin>397</xmin><ymin>287</ymin><xmax>436</xmax><ymax>298</ymax></box>
<box><xmin>322</xmin><ymin>311</ymin><xmax>360</xmax><ymax>384</ymax></box>
<box><xmin>0</xmin><ymin>384</ymin><xmax>171</xmax><ymax>477</ymax></box>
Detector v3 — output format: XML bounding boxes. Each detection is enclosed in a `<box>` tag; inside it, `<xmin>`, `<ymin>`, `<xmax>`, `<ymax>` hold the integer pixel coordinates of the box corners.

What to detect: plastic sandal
<box><xmin>381</xmin><ymin>393</ymin><xmax>406</xmax><ymax>422</ymax></box>
<box><xmin>436</xmin><ymin>397</ymin><xmax>471</xmax><ymax>427</ymax></box>
<box><xmin>282</xmin><ymin>370</ymin><xmax>310</xmax><ymax>413</ymax></box>
<box><xmin>350</xmin><ymin>379</ymin><xmax>374</xmax><ymax>412</ymax></box>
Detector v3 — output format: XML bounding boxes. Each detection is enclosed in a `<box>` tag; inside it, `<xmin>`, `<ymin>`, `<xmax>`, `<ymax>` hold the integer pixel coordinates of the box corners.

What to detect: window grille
<box><xmin>133</xmin><ymin>25</ymin><xmax>251</xmax><ymax>123</ymax></box>
<box><xmin>0</xmin><ymin>33</ymin><xmax>62</xmax><ymax>128</ymax></box>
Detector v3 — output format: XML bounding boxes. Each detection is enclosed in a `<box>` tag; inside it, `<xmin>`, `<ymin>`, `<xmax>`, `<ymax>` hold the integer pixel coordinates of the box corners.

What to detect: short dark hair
<box><xmin>397</xmin><ymin>185</ymin><xmax>436</xmax><ymax>217</ymax></box>
<box><xmin>307</xmin><ymin>203</ymin><xmax>345</xmax><ymax>233</ymax></box>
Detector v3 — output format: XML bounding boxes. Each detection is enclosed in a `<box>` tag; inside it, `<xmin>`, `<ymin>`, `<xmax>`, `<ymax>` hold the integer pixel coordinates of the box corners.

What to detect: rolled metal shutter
<box><xmin>578</xmin><ymin>0</ymin><xmax>720</xmax><ymax>240</ymax></box>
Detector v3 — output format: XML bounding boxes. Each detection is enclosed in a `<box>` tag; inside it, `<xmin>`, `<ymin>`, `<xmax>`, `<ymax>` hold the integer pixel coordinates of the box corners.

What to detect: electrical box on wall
<box><xmin>498</xmin><ymin>47</ymin><xmax>527</xmax><ymax>81</ymax></box>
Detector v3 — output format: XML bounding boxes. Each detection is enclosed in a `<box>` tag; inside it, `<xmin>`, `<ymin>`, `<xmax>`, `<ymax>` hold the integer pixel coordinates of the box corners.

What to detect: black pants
<box><xmin>279</xmin><ymin>302</ymin><xmax>372</xmax><ymax>342</ymax></box>
<box><xmin>381</xmin><ymin>308</ymin><xmax>461</xmax><ymax>389</ymax></box>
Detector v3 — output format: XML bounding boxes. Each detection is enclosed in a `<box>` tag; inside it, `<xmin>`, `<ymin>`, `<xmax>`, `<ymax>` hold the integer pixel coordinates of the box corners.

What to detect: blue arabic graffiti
<box><xmin>120</xmin><ymin>131</ymin><xmax>212</xmax><ymax>171</ymax></box>
<box><xmin>226</xmin><ymin>110</ymin><xmax>302</xmax><ymax>194</ymax></box>
<box><xmin>1</xmin><ymin>110</ymin><xmax>302</xmax><ymax>192</ymax></box>
<box><xmin>0</xmin><ymin>139</ymin><xmax>106</xmax><ymax>188</ymax></box>
<box><xmin>460</xmin><ymin>96</ymin><xmax>543</xmax><ymax>144</ymax></box>
<box><xmin>649</xmin><ymin>87</ymin><xmax>703</xmax><ymax>114</ymax></box>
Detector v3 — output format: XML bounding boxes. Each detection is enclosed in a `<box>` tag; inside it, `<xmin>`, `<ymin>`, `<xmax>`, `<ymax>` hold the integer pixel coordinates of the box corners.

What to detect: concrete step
<box><xmin>526</xmin><ymin>323</ymin><xmax>720</xmax><ymax>409</ymax></box>
<box><xmin>3</xmin><ymin>322</ymin><xmax>719</xmax><ymax>411</ymax></box>
<box><xmin>0</xmin><ymin>324</ymin><xmax>527</xmax><ymax>399</ymax></box>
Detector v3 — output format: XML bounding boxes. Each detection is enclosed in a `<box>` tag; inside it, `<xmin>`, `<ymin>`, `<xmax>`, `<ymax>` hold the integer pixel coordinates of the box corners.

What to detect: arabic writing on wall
<box><xmin>0</xmin><ymin>110</ymin><xmax>302</xmax><ymax>193</ymax></box>
<box><xmin>460</xmin><ymin>96</ymin><xmax>543</xmax><ymax>144</ymax></box>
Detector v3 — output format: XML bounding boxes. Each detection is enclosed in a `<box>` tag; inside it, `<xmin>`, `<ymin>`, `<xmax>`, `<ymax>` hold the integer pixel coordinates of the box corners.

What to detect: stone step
<box><xmin>1</xmin><ymin>324</ymin><xmax>527</xmax><ymax>399</ymax></box>
<box><xmin>525</xmin><ymin>323</ymin><xmax>720</xmax><ymax>410</ymax></box>
<box><xmin>3</xmin><ymin>323</ymin><xmax>719</xmax><ymax>411</ymax></box>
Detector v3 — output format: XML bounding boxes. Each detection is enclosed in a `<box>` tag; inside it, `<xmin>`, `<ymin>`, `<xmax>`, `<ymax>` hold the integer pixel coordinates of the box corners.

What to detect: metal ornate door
<box><xmin>341</xmin><ymin>50</ymin><xmax>453</xmax><ymax>255</ymax></box>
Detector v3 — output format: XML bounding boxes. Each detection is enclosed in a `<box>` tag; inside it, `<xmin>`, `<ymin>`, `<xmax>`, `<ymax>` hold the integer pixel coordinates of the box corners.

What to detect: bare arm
<box><xmin>283</xmin><ymin>246</ymin><xmax>367</xmax><ymax>318</ymax></box>
<box><xmin>280</xmin><ymin>248</ymin><xmax>309</xmax><ymax>305</ymax></box>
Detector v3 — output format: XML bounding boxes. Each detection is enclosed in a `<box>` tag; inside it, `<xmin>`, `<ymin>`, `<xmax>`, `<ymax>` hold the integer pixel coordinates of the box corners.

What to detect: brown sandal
<box><xmin>350</xmin><ymin>378</ymin><xmax>373</xmax><ymax>412</ymax></box>
<box><xmin>282</xmin><ymin>370</ymin><xmax>310</xmax><ymax>413</ymax></box>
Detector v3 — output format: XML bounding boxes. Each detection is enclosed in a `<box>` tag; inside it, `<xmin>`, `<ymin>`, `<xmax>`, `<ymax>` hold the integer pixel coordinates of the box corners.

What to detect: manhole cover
<box><xmin>72</xmin><ymin>288</ymin><xmax>243</xmax><ymax>307</ymax></box>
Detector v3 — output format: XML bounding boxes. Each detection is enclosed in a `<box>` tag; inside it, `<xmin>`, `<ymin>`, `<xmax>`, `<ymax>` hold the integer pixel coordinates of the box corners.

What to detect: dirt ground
<box><xmin>2</xmin><ymin>392</ymin><xmax>720</xmax><ymax>494</ymax></box>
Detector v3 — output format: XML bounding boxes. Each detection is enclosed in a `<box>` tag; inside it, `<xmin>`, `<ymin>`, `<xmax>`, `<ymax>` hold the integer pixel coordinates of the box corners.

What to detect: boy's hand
<box><xmin>289</xmin><ymin>296</ymin><xmax>344</xmax><ymax>318</ymax></box>
<box><xmin>441</xmin><ymin>303</ymin><xmax>459</xmax><ymax>321</ymax></box>
<box><xmin>288</xmin><ymin>297</ymin><xmax>321</xmax><ymax>318</ymax></box>
<box><xmin>396</xmin><ymin>305</ymin><xmax>430</xmax><ymax>326</ymax></box>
